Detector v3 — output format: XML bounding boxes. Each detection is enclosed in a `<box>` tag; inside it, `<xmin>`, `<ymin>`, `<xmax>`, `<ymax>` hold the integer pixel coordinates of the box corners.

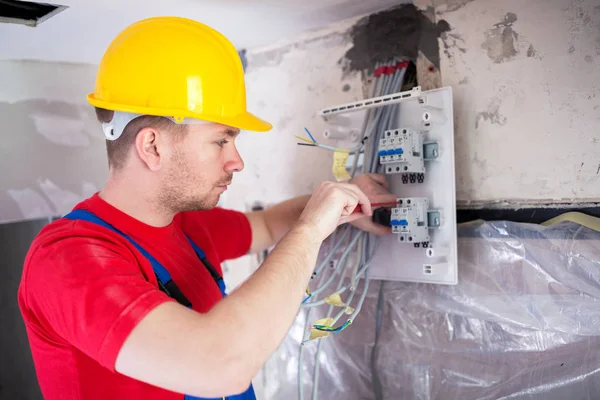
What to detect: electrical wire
<box><xmin>298</xmin><ymin>226</ymin><xmax>339</xmax><ymax>400</ymax></box>
<box><xmin>301</xmin><ymin>259</ymin><xmax>371</xmax><ymax>308</ymax></box>
<box><xmin>299</xmin><ymin>58</ymin><xmax>409</xmax><ymax>400</ymax></box>
<box><xmin>311</xmin><ymin>284</ymin><xmax>357</xmax><ymax>399</ymax></box>
<box><xmin>371</xmin><ymin>281</ymin><xmax>385</xmax><ymax>400</ymax></box>
<box><xmin>311</xmin><ymin>225</ymin><xmax>351</xmax><ymax>278</ymax></box>
<box><xmin>311</xmin><ymin>235</ymin><xmax>379</xmax><ymax>400</ymax></box>
<box><xmin>311</xmin><ymin>232</ymin><xmax>366</xmax><ymax>400</ymax></box>
<box><xmin>304</xmin><ymin>127</ymin><xmax>317</xmax><ymax>143</ymax></box>
<box><xmin>300</xmin><ymin>227</ymin><xmax>352</xmax><ymax>400</ymax></box>
<box><xmin>304</xmin><ymin>230</ymin><xmax>361</xmax><ymax>299</ymax></box>
<box><xmin>309</xmin><ymin>60</ymin><xmax>404</xmax><ymax>400</ymax></box>
<box><xmin>295</xmin><ymin>132</ymin><xmax>361</xmax><ymax>154</ymax></box>
<box><xmin>349</xmin><ymin>233</ymin><xmax>363</xmax><ymax>291</ymax></box>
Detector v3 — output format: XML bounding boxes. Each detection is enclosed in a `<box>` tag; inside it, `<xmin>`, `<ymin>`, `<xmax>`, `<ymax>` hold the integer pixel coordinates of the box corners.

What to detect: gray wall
<box><xmin>0</xmin><ymin>218</ymin><xmax>47</xmax><ymax>400</ymax></box>
<box><xmin>0</xmin><ymin>60</ymin><xmax>107</xmax><ymax>224</ymax></box>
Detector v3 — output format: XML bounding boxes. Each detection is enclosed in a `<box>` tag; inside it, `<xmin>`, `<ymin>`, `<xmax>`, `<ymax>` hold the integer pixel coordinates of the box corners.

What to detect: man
<box><xmin>18</xmin><ymin>16</ymin><xmax>396</xmax><ymax>399</ymax></box>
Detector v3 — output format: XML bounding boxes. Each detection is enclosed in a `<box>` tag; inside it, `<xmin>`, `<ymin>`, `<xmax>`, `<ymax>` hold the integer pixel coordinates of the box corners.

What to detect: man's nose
<box><xmin>224</xmin><ymin>146</ymin><xmax>244</xmax><ymax>173</ymax></box>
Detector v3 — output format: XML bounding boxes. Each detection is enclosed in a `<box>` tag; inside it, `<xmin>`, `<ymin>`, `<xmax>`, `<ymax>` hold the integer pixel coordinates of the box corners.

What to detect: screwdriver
<box><xmin>351</xmin><ymin>201</ymin><xmax>398</xmax><ymax>214</ymax></box>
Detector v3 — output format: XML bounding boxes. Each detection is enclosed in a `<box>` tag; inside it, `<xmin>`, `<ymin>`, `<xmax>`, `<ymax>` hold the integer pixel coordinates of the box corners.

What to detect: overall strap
<box><xmin>64</xmin><ymin>209</ymin><xmax>192</xmax><ymax>308</ymax></box>
<box><xmin>184</xmin><ymin>236</ymin><xmax>227</xmax><ymax>297</ymax></box>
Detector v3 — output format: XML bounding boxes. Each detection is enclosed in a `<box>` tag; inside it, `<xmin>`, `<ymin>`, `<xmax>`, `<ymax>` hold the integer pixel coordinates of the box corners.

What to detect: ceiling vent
<box><xmin>0</xmin><ymin>0</ymin><xmax>68</xmax><ymax>27</ymax></box>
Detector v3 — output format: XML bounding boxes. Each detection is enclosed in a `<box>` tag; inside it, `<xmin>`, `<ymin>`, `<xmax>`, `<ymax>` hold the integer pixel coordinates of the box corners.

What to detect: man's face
<box><xmin>158</xmin><ymin>123</ymin><xmax>243</xmax><ymax>213</ymax></box>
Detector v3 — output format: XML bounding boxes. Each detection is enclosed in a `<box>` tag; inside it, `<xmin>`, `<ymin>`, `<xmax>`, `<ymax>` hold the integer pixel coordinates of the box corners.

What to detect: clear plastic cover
<box><xmin>256</xmin><ymin>219</ymin><xmax>600</xmax><ymax>399</ymax></box>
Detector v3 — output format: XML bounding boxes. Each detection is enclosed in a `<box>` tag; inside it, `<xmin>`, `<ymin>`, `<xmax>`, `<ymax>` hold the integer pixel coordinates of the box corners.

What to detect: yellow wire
<box><xmin>295</xmin><ymin>135</ymin><xmax>314</xmax><ymax>144</ymax></box>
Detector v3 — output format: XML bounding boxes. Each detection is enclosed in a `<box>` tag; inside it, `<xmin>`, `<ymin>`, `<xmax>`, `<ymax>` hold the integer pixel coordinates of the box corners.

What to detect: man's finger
<box><xmin>340</xmin><ymin>184</ymin><xmax>372</xmax><ymax>216</ymax></box>
<box><xmin>338</xmin><ymin>187</ymin><xmax>360</xmax><ymax>216</ymax></box>
<box><xmin>365</xmin><ymin>173</ymin><xmax>389</xmax><ymax>189</ymax></box>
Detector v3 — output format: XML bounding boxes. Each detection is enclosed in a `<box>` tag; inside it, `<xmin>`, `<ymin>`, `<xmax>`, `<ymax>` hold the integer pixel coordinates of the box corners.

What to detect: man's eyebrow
<box><xmin>221</xmin><ymin>128</ymin><xmax>239</xmax><ymax>137</ymax></box>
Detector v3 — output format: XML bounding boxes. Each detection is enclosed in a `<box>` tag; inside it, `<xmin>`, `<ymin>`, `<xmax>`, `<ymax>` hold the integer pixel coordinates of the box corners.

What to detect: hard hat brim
<box><xmin>87</xmin><ymin>94</ymin><xmax>273</xmax><ymax>133</ymax></box>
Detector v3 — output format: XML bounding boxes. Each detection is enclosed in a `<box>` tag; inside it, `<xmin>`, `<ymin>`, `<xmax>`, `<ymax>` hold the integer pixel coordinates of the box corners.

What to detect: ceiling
<box><xmin>0</xmin><ymin>0</ymin><xmax>408</xmax><ymax>65</ymax></box>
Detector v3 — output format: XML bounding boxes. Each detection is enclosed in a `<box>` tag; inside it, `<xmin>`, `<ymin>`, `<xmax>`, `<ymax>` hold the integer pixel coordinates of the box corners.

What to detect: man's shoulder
<box><xmin>24</xmin><ymin>214</ymin><xmax>137</xmax><ymax>275</ymax></box>
<box><xmin>30</xmin><ymin>214</ymin><xmax>119</xmax><ymax>247</ymax></box>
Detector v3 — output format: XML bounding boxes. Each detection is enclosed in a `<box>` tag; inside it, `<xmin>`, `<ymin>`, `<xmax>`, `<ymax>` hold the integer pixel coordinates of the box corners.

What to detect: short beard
<box><xmin>157</xmin><ymin>149</ymin><xmax>217</xmax><ymax>214</ymax></box>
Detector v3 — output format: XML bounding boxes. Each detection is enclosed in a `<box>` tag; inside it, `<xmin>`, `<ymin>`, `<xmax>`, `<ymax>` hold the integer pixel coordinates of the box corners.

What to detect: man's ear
<box><xmin>135</xmin><ymin>127</ymin><xmax>163</xmax><ymax>172</ymax></box>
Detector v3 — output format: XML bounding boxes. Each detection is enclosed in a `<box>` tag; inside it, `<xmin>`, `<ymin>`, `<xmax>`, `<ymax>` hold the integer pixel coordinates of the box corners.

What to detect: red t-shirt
<box><xmin>18</xmin><ymin>193</ymin><xmax>252</xmax><ymax>399</ymax></box>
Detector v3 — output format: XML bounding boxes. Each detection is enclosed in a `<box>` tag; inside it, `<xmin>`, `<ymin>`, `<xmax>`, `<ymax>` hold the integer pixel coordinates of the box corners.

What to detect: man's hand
<box><xmin>297</xmin><ymin>181</ymin><xmax>372</xmax><ymax>242</ymax></box>
<box><xmin>246</xmin><ymin>174</ymin><xmax>396</xmax><ymax>253</ymax></box>
<box><xmin>348</xmin><ymin>173</ymin><xmax>396</xmax><ymax>236</ymax></box>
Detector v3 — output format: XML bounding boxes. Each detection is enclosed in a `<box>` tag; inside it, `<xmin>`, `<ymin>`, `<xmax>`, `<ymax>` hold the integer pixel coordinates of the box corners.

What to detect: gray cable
<box><xmin>310</xmin><ymin>225</ymin><xmax>351</xmax><ymax>279</ymax></box>
<box><xmin>364</xmin><ymin>61</ymin><xmax>406</xmax><ymax>399</ymax></box>
<box><xmin>298</xmin><ymin>227</ymin><xmax>339</xmax><ymax>400</ymax></box>
<box><xmin>308</xmin><ymin>230</ymin><xmax>361</xmax><ymax>297</ymax></box>
<box><xmin>304</xmin><ymin>58</ymin><xmax>406</xmax><ymax>400</ymax></box>
<box><xmin>311</xmin><ymin>231</ymin><xmax>365</xmax><ymax>400</ymax></box>
<box><xmin>311</xmin><ymin>234</ymin><xmax>380</xmax><ymax>400</ymax></box>
<box><xmin>371</xmin><ymin>280</ymin><xmax>385</xmax><ymax>400</ymax></box>
<box><xmin>301</xmin><ymin>261</ymin><xmax>372</xmax><ymax>308</ymax></box>
<box><xmin>368</xmin><ymin>67</ymin><xmax>406</xmax><ymax>173</ymax></box>
<box><xmin>349</xmin><ymin>234</ymin><xmax>363</xmax><ymax>291</ymax></box>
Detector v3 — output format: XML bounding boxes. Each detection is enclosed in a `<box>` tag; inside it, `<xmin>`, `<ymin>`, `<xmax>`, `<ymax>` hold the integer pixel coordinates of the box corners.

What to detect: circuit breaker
<box><xmin>318</xmin><ymin>86</ymin><xmax>457</xmax><ymax>285</ymax></box>
<box><xmin>378</xmin><ymin>129</ymin><xmax>426</xmax><ymax>183</ymax></box>
<box><xmin>391</xmin><ymin>197</ymin><xmax>430</xmax><ymax>245</ymax></box>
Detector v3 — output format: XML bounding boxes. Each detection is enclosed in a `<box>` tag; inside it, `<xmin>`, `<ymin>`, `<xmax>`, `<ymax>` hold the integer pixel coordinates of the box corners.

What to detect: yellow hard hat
<box><xmin>87</xmin><ymin>16</ymin><xmax>272</xmax><ymax>132</ymax></box>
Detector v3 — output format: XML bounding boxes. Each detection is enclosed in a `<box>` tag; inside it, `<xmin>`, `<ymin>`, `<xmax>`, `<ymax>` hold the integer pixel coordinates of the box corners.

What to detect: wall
<box><xmin>0</xmin><ymin>60</ymin><xmax>107</xmax><ymax>223</ymax></box>
<box><xmin>0</xmin><ymin>218</ymin><xmax>46</xmax><ymax>400</ymax></box>
<box><xmin>220</xmin><ymin>0</ymin><xmax>600</xmax><ymax>283</ymax></box>
<box><xmin>224</xmin><ymin>0</ymin><xmax>600</xmax><ymax>228</ymax></box>
<box><xmin>435</xmin><ymin>0</ymin><xmax>600</xmax><ymax>202</ymax></box>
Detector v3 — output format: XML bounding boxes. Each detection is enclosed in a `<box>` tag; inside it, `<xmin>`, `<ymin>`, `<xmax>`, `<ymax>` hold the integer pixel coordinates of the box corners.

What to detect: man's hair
<box><xmin>95</xmin><ymin>107</ymin><xmax>188</xmax><ymax>171</ymax></box>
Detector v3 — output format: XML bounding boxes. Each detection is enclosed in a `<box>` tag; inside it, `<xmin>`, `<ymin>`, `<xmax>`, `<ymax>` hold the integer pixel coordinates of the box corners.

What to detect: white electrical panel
<box><xmin>318</xmin><ymin>87</ymin><xmax>458</xmax><ymax>285</ymax></box>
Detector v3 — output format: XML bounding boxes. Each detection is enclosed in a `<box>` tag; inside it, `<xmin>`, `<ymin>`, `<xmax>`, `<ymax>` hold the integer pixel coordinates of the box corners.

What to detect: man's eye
<box><xmin>217</xmin><ymin>139</ymin><xmax>229</xmax><ymax>147</ymax></box>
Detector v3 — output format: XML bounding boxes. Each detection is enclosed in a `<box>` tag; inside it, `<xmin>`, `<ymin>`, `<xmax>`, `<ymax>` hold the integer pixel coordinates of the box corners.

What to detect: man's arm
<box><xmin>246</xmin><ymin>173</ymin><xmax>397</xmax><ymax>253</ymax></box>
<box><xmin>115</xmin><ymin>182</ymin><xmax>373</xmax><ymax>398</ymax></box>
<box><xmin>115</xmin><ymin>224</ymin><xmax>319</xmax><ymax>397</ymax></box>
<box><xmin>245</xmin><ymin>195</ymin><xmax>310</xmax><ymax>253</ymax></box>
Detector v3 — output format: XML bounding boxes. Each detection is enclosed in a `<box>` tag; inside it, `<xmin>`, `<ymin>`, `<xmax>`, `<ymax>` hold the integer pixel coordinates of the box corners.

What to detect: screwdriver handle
<box><xmin>351</xmin><ymin>201</ymin><xmax>398</xmax><ymax>214</ymax></box>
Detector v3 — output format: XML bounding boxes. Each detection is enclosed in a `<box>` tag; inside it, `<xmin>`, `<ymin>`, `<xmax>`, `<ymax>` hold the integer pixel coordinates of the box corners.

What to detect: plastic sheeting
<box><xmin>258</xmin><ymin>219</ymin><xmax>600</xmax><ymax>399</ymax></box>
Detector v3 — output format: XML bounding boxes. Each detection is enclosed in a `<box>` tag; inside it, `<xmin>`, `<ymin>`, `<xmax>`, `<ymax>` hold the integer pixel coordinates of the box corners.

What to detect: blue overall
<box><xmin>64</xmin><ymin>210</ymin><xmax>256</xmax><ymax>400</ymax></box>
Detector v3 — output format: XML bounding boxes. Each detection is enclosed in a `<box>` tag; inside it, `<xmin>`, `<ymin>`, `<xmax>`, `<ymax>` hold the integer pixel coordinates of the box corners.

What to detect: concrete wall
<box><xmin>227</xmin><ymin>0</ymin><xmax>600</xmax><ymax>218</ymax></box>
<box><xmin>435</xmin><ymin>0</ymin><xmax>600</xmax><ymax>202</ymax></box>
<box><xmin>0</xmin><ymin>60</ymin><xmax>107</xmax><ymax>223</ymax></box>
<box><xmin>220</xmin><ymin>0</ymin><xmax>600</xmax><ymax>286</ymax></box>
